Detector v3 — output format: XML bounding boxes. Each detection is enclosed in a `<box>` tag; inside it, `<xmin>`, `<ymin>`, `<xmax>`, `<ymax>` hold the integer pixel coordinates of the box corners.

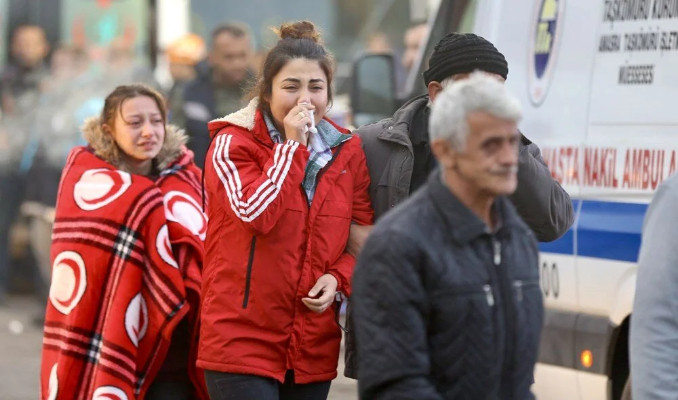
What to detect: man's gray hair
<box><xmin>429</xmin><ymin>72</ymin><xmax>522</xmax><ymax>150</ymax></box>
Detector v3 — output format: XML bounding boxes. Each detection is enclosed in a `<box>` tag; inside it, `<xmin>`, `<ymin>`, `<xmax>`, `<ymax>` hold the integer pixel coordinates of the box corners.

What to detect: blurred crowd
<box><xmin>0</xmin><ymin>22</ymin><xmax>258</xmax><ymax>307</ymax></box>
<box><xmin>0</xmin><ymin>24</ymin><xmax>152</xmax><ymax>306</ymax></box>
<box><xmin>0</xmin><ymin>18</ymin><xmax>430</xmax><ymax>314</ymax></box>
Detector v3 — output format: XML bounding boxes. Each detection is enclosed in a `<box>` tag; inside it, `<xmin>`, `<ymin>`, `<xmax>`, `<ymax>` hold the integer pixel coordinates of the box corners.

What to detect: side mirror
<box><xmin>351</xmin><ymin>53</ymin><xmax>397</xmax><ymax>127</ymax></box>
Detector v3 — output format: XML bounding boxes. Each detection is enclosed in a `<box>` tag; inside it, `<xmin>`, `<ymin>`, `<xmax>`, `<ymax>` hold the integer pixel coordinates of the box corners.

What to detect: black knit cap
<box><xmin>423</xmin><ymin>32</ymin><xmax>508</xmax><ymax>85</ymax></box>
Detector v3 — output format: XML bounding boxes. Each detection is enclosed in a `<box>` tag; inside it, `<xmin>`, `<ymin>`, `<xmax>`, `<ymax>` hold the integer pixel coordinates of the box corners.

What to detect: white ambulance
<box><xmin>351</xmin><ymin>0</ymin><xmax>678</xmax><ymax>398</ymax></box>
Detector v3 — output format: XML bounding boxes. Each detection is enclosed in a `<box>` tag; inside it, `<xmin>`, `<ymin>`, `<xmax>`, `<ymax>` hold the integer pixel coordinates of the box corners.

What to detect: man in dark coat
<box><xmin>352</xmin><ymin>73</ymin><xmax>543</xmax><ymax>399</ymax></box>
<box><xmin>344</xmin><ymin>32</ymin><xmax>573</xmax><ymax>379</ymax></box>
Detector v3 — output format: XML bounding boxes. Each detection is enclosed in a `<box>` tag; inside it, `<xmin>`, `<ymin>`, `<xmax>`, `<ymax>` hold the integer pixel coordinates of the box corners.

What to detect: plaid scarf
<box><xmin>264</xmin><ymin>114</ymin><xmax>351</xmax><ymax>202</ymax></box>
<box><xmin>41</xmin><ymin>147</ymin><xmax>207</xmax><ymax>399</ymax></box>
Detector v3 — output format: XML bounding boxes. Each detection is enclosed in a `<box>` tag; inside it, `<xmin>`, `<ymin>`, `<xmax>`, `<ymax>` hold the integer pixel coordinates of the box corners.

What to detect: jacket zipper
<box><xmin>483</xmin><ymin>284</ymin><xmax>495</xmax><ymax>307</ymax></box>
<box><xmin>493</xmin><ymin>240</ymin><xmax>501</xmax><ymax>265</ymax></box>
<box><xmin>242</xmin><ymin>236</ymin><xmax>257</xmax><ymax>308</ymax></box>
<box><xmin>494</xmin><ymin>236</ymin><xmax>515</xmax><ymax>399</ymax></box>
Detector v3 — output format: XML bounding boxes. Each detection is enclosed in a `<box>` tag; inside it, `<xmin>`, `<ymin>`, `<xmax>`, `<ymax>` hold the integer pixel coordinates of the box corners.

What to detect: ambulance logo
<box><xmin>163</xmin><ymin>191</ymin><xmax>208</xmax><ymax>240</ymax></box>
<box><xmin>49</xmin><ymin>251</ymin><xmax>87</xmax><ymax>315</ymax></box>
<box><xmin>74</xmin><ymin>169</ymin><xmax>132</xmax><ymax>211</ymax></box>
<box><xmin>156</xmin><ymin>225</ymin><xmax>179</xmax><ymax>269</ymax></box>
<box><xmin>47</xmin><ymin>363</ymin><xmax>58</xmax><ymax>400</ymax></box>
<box><xmin>125</xmin><ymin>293</ymin><xmax>148</xmax><ymax>347</ymax></box>
<box><xmin>528</xmin><ymin>0</ymin><xmax>565</xmax><ymax>105</ymax></box>
<box><xmin>92</xmin><ymin>385</ymin><xmax>129</xmax><ymax>400</ymax></box>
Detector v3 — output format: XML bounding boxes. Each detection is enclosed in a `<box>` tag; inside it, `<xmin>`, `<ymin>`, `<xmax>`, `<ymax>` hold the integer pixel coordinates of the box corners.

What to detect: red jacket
<box><xmin>198</xmin><ymin>99</ymin><xmax>373</xmax><ymax>383</ymax></box>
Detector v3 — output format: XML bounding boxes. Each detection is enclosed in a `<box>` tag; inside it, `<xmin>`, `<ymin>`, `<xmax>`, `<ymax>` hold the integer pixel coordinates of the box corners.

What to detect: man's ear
<box><xmin>427</xmin><ymin>81</ymin><xmax>444</xmax><ymax>102</ymax></box>
<box><xmin>430</xmin><ymin>138</ymin><xmax>457</xmax><ymax>169</ymax></box>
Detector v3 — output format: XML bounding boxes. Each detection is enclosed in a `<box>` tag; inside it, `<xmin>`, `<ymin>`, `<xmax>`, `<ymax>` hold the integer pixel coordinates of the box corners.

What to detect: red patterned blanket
<box><xmin>41</xmin><ymin>147</ymin><xmax>207</xmax><ymax>399</ymax></box>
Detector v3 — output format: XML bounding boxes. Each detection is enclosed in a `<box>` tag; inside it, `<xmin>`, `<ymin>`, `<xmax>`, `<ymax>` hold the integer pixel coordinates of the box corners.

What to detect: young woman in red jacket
<box><xmin>200</xmin><ymin>21</ymin><xmax>373</xmax><ymax>400</ymax></box>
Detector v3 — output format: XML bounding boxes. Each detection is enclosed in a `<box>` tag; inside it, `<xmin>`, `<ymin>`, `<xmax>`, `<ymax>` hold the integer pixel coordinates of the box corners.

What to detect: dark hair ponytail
<box><xmin>250</xmin><ymin>21</ymin><xmax>334</xmax><ymax>116</ymax></box>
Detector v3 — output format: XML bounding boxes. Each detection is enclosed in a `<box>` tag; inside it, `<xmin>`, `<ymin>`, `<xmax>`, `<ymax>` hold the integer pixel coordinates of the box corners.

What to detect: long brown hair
<box><xmin>251</xmin><ymin>21</ymin><xmax>335</xmax><ymax>116</ymax></box>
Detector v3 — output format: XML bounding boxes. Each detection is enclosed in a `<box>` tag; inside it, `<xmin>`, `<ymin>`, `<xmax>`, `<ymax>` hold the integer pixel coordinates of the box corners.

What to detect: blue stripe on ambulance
<box><xmin>538</xmin><ymin>200</ymin><xmax>648</xmax><ymax>263</ymax></box>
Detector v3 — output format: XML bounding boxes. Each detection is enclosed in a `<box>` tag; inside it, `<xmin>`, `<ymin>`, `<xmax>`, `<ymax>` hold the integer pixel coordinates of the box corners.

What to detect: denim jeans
<box><xmin>204</xmin><ymin>370</ymin><xmax>331</xmax><ymax>400</ymax></box>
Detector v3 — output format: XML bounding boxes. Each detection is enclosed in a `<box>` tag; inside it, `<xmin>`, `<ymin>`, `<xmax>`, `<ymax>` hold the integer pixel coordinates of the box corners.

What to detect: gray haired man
<box><xmin>344</xmin><ymin>32</ymin><xmax>571</xmax><ymax>379</ymax></box>
<box><xmin>352</xmin><ymin>73</ymin><xmax>544</xmax><ymax>399</ymax></box>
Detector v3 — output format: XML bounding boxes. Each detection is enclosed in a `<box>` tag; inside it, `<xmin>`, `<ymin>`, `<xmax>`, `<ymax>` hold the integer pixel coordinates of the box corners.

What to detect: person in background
<box><xmin>20</xmin><ymin>44</ymin><xmax>92</xmax><ymax>310</ymax></box>
<box><xmin>630</xmin><ymin>171</ymin><xmax>678</xmax><ymax>399</ymax></box>
<box><xmin>40</xmin><ymin>44</ymin><xmax>90</xmax><ymax>91</ymax></box>
<box><xmin>103</xmin><ymin>37</ymin><xmax>160</xmax><ymax>89</ymax></box>
<box><xmin>344</xmin><ymin>31</ymin><xmax>574</xmax><ymax>379</ymax></box>
<box><xmin>165</xmin><ymin>33</ymin><xmax>207</xmax><ymax>113</ymax></box>
<box><xmin>40</xmin><ymin>84</ymin><xmax>207</xmax><ymax>399</ymax></box>
<box><xmin>401</xmin><ymin>23</ymin><xmax>428</xmax><ymax>74</ymax></box>
<box><xmin>0</xmin><ymin>25</ymin><xmax>51</xmax><ymax>304</ymax></box>
<box><xmin>199</xmin><ymin>21</ymin><xmax>372</xmax><ymax>400</ymax></box>
<box><xmin>365</xmin><ymin>31</ymin><xmax>392</xmax><ymax>53</ymax></box>
<box><xmin>172</xmin><ymin>22</ymin><xmax>254</xmax><ymax>168</ymax></box>
<box><xmin>0</xmin><ymin>25</ymin><xmax>50</xmax><ymax>115</ymax></box>
<box><xmin>353</xmin><ymin>73</ymin><xmax>543</xmax><ymax>399</ymax></box>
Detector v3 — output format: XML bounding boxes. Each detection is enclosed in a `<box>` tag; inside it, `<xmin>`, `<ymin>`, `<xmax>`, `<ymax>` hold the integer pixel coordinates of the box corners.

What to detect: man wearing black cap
<box><xmin>343</xmin><ymin>32</ymin><xmax>573</xmax><ymax>379</ymax></box>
